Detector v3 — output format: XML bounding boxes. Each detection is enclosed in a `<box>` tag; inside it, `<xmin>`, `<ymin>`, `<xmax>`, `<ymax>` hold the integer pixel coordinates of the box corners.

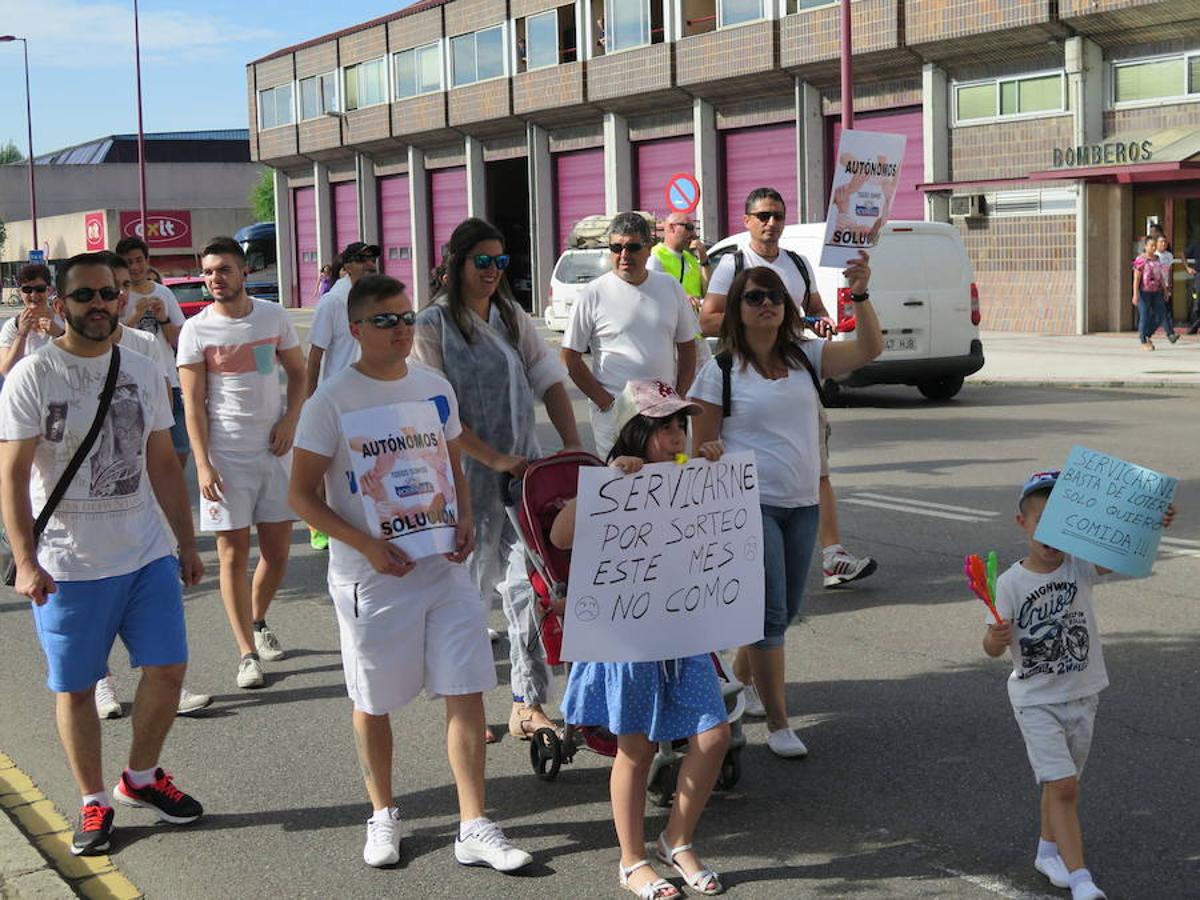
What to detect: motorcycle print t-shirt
<box><xmin>992</xmin><ymin>555</ymin><xmax>1109</xmax><ymax>708</ymax></box>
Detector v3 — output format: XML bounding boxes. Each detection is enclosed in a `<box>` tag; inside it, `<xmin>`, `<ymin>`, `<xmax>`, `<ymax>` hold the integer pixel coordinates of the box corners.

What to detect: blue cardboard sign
<box><xmin>1034</xmin><ymin>445</ymin><xmax>1176</xmax><ymax>578</ymax></box>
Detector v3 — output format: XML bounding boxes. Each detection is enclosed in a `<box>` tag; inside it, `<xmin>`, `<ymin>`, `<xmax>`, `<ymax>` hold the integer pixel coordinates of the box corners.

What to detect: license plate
<box><xmin>884</xmin><ymin>336</ymin><xmax>916</xmax><ymax>352</ymax></box>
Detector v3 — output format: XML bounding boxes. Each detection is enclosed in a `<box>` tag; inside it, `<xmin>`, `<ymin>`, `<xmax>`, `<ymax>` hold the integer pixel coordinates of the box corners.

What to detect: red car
<box><xmin>163</xmin><ymin>276</ymin><xmax>212</xmax><ymax>318</ymax></box>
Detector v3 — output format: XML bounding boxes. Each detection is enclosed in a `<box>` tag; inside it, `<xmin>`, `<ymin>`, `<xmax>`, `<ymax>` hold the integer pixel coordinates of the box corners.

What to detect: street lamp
<box><xmin>132</xmin><ymin>0</ymin><xmax>148</xmax><ymax>236</ymax></box>
<box><xmin>0</xmin><ymin>35</ymin><xmax>38</xmax><ymax>250</ymax></box>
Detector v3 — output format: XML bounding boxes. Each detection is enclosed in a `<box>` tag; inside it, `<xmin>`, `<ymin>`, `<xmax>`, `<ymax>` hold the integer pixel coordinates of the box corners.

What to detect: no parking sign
<box><xmin>664</xmin><ymin>173</ymin><xmax>701</xmax><ymax>215</ymax></box>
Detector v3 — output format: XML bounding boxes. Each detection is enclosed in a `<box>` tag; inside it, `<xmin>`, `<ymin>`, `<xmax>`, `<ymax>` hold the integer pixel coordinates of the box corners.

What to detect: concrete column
<box><xmin>922</xmin><ymin>63</ymin><xmax>950</xmax><ymax>223</ymax></box>
<box><xmin>465</xmin><ymin>136</ymin><xmax>488</xmax><ymax>219</ymax></box>
<box><xmin>407</xmin><ymin>147</ymin><xmax>432</xmax><ymax>309</ymax></box>
<box><xmin>528</xmin><ymin>123</ymin><xmax>555</xmax><ymax>318</ymax></box>
<box><xmin>796</xmin><ymin>78</ymin><xmax>825</xmax><ymax>224</ymax></box>
<box><xmin>1066</xmin><ymin>37</ymin><xmax>1102</xmax><ymax>334</ymax></box>
<box><xmin>693</xmin><ymin>99</ymin><xmax>720</xmax><ymax>241</ymax></box>
<box><xmin>356</xmin><ymin>154</ymin><xmax>379</xmax><ymax>245</ymax></box>
<box><xmin>604</xmin><ymin>112</ymin><xmax>633</xmax><ymax>215</ymax></box>
<box><xmin>271</xmin><ymin>167</ymin><xmax>296</xmax><ymax>307</ymax></box>
<box><xmin>313</xmin><ymin>161</ymin><xmax>334</xmax><ymax>268</ymax></box>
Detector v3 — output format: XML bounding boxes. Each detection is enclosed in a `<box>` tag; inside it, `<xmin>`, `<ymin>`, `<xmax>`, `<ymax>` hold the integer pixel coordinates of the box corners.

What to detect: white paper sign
<box><xmin>561</xmin><ymin>452</ymin><xmax>765</xmax><ymax>663</ymax></box>
<box><xmin>342</xmin><ymin>401</ymin><xmax>458</xmax><ymax>560</ymax></box>
<box><xmin>819</xmin><ymin>129</ymin><xmax>908</xmax><ymax>268</ymax></box>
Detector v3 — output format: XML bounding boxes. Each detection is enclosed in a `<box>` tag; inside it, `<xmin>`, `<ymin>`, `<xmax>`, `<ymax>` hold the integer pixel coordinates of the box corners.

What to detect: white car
<box><xmin>707</xmin><ymin>221</ymin><xmax>984</xmax><ymax>400</ymax></box>
<box><xmin>544</xmin><ymin>249</ymin><xmax>611</xmax><ymax>332</ymax></box>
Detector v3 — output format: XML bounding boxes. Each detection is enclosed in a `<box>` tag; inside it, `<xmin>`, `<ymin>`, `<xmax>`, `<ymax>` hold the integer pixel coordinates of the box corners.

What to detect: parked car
<box><xmin>544</xmin><ymin>249</ymin><xmax>611</xmax><ymax>332</ymax></box>
<box><xmin>234</xmin><ymin>222</ymin><xmax>280</xmax><ymax>304</ymax></box>
<box><xmin>163</xmin><ymin>276</ymin><xmax>212</xmax><ymax>318</ymax></box>
<box><xmin>706</xmin><ymin>221</ymin><xmax>984</xmax><ymax>400</ymax></box>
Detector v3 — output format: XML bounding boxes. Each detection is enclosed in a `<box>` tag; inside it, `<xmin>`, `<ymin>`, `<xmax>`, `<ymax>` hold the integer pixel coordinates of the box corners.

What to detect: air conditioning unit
<box><xmin>950</xmin><ymin>194</ymin><xmax>986</xmax><ymax>219</ymax></box>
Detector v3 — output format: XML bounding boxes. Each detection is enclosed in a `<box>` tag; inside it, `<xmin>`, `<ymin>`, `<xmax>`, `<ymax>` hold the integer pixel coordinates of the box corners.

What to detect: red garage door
<box><xmin>292</xmin><ymin>186</ymin><xmax>317</xmax><ymax>309</ymax></box>
<box><xmin>634</xmin><ymin>136</ymin><xmax>694</xmax><ymax>221</ymax></box>
<box><xmin>552</xmin><ymin>148</ymin><xmax>605</xmax><ymax>255</ymax></box>
<box><xmin>721</xmin><ymin>124</ymin><xmax>797</xmax><ymax>240</ymax></box>
<box><xmin>332</xmin><ymin>181</ymin><xmax>359</xmax><ymax>253</ymax></box>
<box><xmin>429</xmin><ymin>167</ymin><xmax>467</xmax><ymax>269</ymax></box>
<box><xmin>377</xmin><ymin>174</ymin><xmax>412</xmax><ymax>294</ymax></box>
<box><xmin>832</xmin><ymin>107</ymin><xmax>924</xmax><ymax>220</ymax></box>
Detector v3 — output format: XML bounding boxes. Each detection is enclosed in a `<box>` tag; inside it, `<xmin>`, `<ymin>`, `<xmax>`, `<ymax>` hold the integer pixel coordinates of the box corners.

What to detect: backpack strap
<box><xmin>733</xmin><ymin>250</ymin><xmax>745</xmax><ymax>276</ymax></box>
<box><xmin>715</xmin><ymin>350</ymin><xmax>733</xmax><ymax>418</ymax></box>
<box><xmin>782</xmin><ymin>249</ymin><xmax>813</xmax><ymax>310</ymax></box>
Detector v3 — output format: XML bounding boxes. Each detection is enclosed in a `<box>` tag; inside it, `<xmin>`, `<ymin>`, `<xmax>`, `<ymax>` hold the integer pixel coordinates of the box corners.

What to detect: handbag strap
<box><xmin>31</xmin><ymin>345</ymin><xmax>121</xmax><ymax>541</ymax></box>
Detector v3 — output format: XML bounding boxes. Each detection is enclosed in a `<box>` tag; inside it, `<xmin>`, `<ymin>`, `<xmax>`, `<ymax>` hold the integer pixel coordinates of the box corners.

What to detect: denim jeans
<box><xmin>757</xmin><ymin>503</ymin><xmax>820</xmax><ymax>650</ymax></box>
<box><xmin>1138</xmin><ymin>289</ymin><xmax>1166</xmax><ymax>343</ymax></box>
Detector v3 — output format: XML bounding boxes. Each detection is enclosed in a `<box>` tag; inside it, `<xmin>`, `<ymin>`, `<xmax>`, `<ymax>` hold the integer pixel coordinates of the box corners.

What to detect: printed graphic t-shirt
<box><xmin>176</xmin><ymin>299</ymin><xmax>300</xmax><ymax>453</ymax></box>
<box><xmin>0</xmin><ymin>343</ymin><xmax>175</xmax><ymax>580</ymax></box>
<box><xmin>124</xmin><ymin>283</ymin><xmax>186</xmax><ymax>388</ymax></box>
<box><xmin>993</xmin><ymin>555</ymin><xmax>1109</xmax><ymax>708</ymax></box>
<box><xmin>294</xmin><ymin>362</ymin><xmax>462</xmax><ymax>584</ymax></box>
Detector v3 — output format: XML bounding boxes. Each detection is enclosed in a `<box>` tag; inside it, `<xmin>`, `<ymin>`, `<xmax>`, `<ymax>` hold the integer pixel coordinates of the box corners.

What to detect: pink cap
<box><xmin>614</xmin><ymin>379</ymin><xmax>702</xmax><ymax>432</ymax></box>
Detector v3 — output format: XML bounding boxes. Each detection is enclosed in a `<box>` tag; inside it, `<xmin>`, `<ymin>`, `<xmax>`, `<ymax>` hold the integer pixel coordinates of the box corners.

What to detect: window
<box><xmin>394</xmin><ymin>43</ymin><xmax>442</xmax><ymax>98</ymax></box>
<box><xmin>720</xmin><ymin>0</ymin><xmax>764</xmax><ymax>28</ymax></box>
<box><xmin>299</xmin><ymin>72</ymin><xmax>338</xmax><ymax>120</ymax></box>
<box><xmin>344</xmin><ymin>58</ymin><xmax>387</xmax><ymax>111</ymax></box>
<box><xmin>258</xmin><ymin>83</ymin><xmax>294</xmax><ymax>130</ymax></box>
<box><xmin>526</xmin><ymin>11</ymin><xmax>559</xmax><ymax>70</ymax></box>
<box><xmin>606</xmin><ymin>0</ymin><xmax>649</xmax><ymax>51</ymax></box>
<box><xmin>1113</xmin><ymin>52</ymin><xmax>1200</xmax><ymax>105</ymax></box>
<box><xmin>954</xmin><ymin>72</ymin><xmax>1066</xmax><ymax>123</ymax></box>
<box><xmin>452</xmin><ymin>26</ymin><xmax>505</xmax><ymax>86</ymax></box>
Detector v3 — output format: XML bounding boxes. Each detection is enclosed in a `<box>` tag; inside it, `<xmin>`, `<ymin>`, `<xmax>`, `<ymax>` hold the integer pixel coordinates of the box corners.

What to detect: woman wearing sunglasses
<box><xmin>0</xmin><ymin>263</ymin><xmax>64</xmax><ymax>376</ymax></box>
<box><xmin>689</xmin><ymin>259</ymin><xmax>882</xmax><ymax>758</ymax></box>
<box><xmin>413</xmin><ymin>217</ymin><xmax>581</xmax><ymax>741</ymax></box>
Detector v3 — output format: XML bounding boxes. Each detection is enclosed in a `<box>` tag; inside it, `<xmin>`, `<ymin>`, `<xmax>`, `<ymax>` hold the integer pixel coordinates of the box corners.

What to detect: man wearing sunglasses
<box><xmin>648</xmin><ymin>212</ymin><xmax>709</xmax><ymax>302</ymax></box>
<box><xmin>562</xmin><ymin>212</ymin><xmax>700</xmax><ymax>459</ymax></box>
<box><xmin>0</xmin><ymin>263</ymin><xmax>65</xmax><ymax>376</ymax></box>
<box><xmin>0</xmin><ymin>252</ymin><xmax>206</xmax><ymax>856</ymax></box>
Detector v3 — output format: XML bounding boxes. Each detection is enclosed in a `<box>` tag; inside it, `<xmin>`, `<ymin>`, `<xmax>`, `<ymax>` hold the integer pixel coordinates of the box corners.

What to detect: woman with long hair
<box><xmin>413</xmin><ymin>217</ymin><xmax>581</xmax><ymax>739</ymax></box>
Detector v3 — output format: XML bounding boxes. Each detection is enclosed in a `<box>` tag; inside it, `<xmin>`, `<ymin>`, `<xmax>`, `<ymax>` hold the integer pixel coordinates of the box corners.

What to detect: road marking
<box><xmin>1160</xmin><ymin>535</ymin><xmax>1200</xmax><ymax>548</ymax></box>
<box><xmin>930</xmin><ymin>864</ymin><xmax>1058</xmax><ymax>899</ymax></box>
<box><xmin>843</xmin><ymin>496</ymin><xmax>991</xmax><ymax>523</ymax></box>
<box><xmin>851</xmin><ymin>493</ymin><xmax>1001</xmax><ymax>517</ymax></box>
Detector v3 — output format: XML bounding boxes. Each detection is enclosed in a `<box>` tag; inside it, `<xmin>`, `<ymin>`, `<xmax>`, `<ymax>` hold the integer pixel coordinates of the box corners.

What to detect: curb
<box><xmin>0</xmin><ymin>753</ymin><xmax>143</xmax><ymax>900</ymax></box>
<box><xmin>970</xmin><ymin>378</ymin><xmax>1200</xmax><ymax>388</ymax></box>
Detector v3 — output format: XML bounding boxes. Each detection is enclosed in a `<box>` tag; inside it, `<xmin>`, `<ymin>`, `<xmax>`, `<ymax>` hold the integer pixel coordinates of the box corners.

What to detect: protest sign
<box><xmin>820</xmin><ymin>129</ymin><xmax>907</xmax><ymax>269</ymax></box>
<box><xmin>1035</xmin><ymin>446</ymin><xmax>1176</xmax><ymax>578</ymax></box>
<box><xmin>561</xmin><ymin>452</ymin><xmax>765</xmax><ymax>663</ymax></box>
<box><xmin>341</xmin><ymin>401</ymin><xmax>459</xmax><ymax>560</ymax></box>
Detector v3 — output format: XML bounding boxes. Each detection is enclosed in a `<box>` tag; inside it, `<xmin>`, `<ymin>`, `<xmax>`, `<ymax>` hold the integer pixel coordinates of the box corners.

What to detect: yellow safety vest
<box><xmin>652</xmin><ymin>244</ymin><xmax>703</xmax><ymax>299</ymax></box>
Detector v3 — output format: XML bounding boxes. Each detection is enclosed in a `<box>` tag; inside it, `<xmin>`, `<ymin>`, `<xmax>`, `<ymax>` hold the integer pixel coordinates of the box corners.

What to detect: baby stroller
<box><xmin>510</xmin><ymin>450</ymin><xmax>747</xmax><ymax>806</ymax></box>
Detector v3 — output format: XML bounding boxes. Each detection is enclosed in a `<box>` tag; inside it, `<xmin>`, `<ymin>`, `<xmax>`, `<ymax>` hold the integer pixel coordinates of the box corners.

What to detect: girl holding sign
<box><xmin>689</xmin><ymin>260</ymin><xmax>881</xmax><ymax>758</ymax></box>
<box><xmin>551</xmin><ymin>381</ymin><xmax>729</xmax><ymax>899</ymax></box>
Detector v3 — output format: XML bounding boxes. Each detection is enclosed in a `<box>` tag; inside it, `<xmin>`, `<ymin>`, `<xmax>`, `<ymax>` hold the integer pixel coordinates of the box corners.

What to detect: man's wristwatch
<box><xmin>849</xmin><ymin>291</ymin><xmax>870</xmax><ymax>303</ymax></box>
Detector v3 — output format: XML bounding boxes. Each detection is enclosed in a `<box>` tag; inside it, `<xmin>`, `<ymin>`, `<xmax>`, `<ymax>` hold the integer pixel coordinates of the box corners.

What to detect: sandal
<box><xmin>656</xmin><ymin>833</ymin><xmax>723</xmax><ymax>895</ymax></box>
<box><xmin>508</xmin><ymin>704</ymin><xmax>555</xmax><ymax>740</ymax></box>
<box><xmin>619</xmin><ymin>859</ymin><xmax>682</xmax><ymax>899</ymax></box>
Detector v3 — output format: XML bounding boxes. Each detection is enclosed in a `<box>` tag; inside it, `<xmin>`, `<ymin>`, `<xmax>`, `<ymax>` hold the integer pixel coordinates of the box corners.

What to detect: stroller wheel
<box><xmin>647</xmin><ymin>761</ymin><xmax>678</xmax><ymax>808</ymax></box>
<box><xmin>530</xmin><ymin>727</ymin><xmax>562</xmax><ymax>781</ymax></box>
<box><xmin>716</xmin><ymin>746</ymin><xmax>742</xmax><ymax>791</ymax></box>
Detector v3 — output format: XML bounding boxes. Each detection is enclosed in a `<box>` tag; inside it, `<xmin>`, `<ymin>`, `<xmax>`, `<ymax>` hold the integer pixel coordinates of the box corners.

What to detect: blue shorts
<box><xmin>170</xmin><ymin>387</ymin><xmax>190</xmax><ymax>455</ymax></box>
<box><xmin>31</xmin><ymin>555</ymin><xmax>188</xmax><ymax>693</ymax></box>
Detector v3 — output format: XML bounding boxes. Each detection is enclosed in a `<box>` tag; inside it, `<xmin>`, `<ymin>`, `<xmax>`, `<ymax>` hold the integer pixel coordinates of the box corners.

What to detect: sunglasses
<box><xmin>749</xmin><ymin>211</ymin><xmax>786</xmax><ymax>224</ymax></box>
<box><xmin>355</xmin><ymin>310</ymin><xmax>417</xmax><ymax>329</ymax></box>
<box><xmin>20</xmin><ymin>284</ymin><xmax>49</xmax><ymax>295</ymax></box>
<box><xmin>472</xmin><ymin>254</ymin><xmax>510</xmax><ymax>271</ymax></box>
<box><xmin>66</xmin><ymin>287</ymin><xmax>120</xmax><ymax>304</ymax></box>
<box><xmin>608</xmin><ymin>242</ymin><xmax>645</xmax><ymax>255</ymax></box>
<box><xmin>671</xmin><ymin>222</ymin><xmax>696</xmax><ymax>232</ymax></box>
<box><xmin>742</xmin><ymin>289</ymin><xmax>785</xmax><ymax>307</ymax></box>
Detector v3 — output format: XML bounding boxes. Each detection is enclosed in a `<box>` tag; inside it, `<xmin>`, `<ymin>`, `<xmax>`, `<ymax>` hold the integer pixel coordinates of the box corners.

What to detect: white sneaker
<box><xmin>236</xmin><ymin>656</ymin><xmax>265</xmax><ymax>689</ymax></box>
<box><xmin>177</xmin><ymin>687</ymin><xmax>212</xmax><ymax>715</ymax></box>
<box><xmin>94</xmin><ymin>676</ymin><xmax>122</xmax><ymax>719</ymax></box>
<box><xmin>1035</xmin><ymin>854</ymin><xmax>1070</xmax><ymax>888</ymax></box>
<box><xmin>363</xmin><ymin>808</ymin><xmax>402</xmax><ymax>867</ymax></box>
<box><xmin>1071</xmin><ymin>878</ymin><xmax>1106</xmax><ymax>900</ymax></box>
<box><xmin>454</xmin><ymin>819</ymin><xmax>533</xmax><ymax>872</ymax></box>
<box><xmin>254</xmin><ymin>626</ymin><xmax>286</xmax><ymax>662</ymax></box>
<box><xmin>823</xmin><ymin>546</ymin><xmax>878</xmax><ymax>589</ymax></box>
<box><xmin>767</xmin><ymin>727</ymin><xmax>809</xmax><ymax>759</ymax></box>
<box><xmin>742</xmin><ymin>685</ymin><xmax>766</xmax><ymax>717</ymax></box>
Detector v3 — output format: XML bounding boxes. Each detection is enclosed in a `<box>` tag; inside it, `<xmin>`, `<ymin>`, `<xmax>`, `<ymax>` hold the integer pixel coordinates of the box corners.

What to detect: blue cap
<box><xmin>1019</xmin><ymin>469</ymin><xmax>1060</xmax><ymax>506</ymax></box>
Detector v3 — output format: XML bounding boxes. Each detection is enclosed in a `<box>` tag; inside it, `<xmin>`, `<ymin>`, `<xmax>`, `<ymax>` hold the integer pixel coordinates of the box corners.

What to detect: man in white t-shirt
<box><xmin>0</xmin><ymin>253</ymin><xmax>205</xmax><ymax>856</ymax></box>
<box><xmin>562</xmin><ymin>212</ymin><xmax>699</xmax><ymax>459</ymax></box>
<box><xmin>701</xmin><ymin>187</ymin><xmax>876</xmax><ymax>595</ymax></box>
<box><xmin>0</xmin><ymin>263</ymin><xmax>65</xmax><ymax>376</ymax></box>
<box><xmin>305</xmin><ymin>241</ymin><xmax>380</xmax><ymax>397</ymax></box>
<box><xmin>117</xmin><ymin>237</ymin><xmax>190</xmax><ymax>469</ymax></box>
<box><xmin>177</xmin><ymin>237</ymin><xmax>306</xmax><ymax>690</ymax></box>
<box><xmin>290</xmin><ymin>274</ymin><xmax>532</xmax><ymax>873</ymax></box>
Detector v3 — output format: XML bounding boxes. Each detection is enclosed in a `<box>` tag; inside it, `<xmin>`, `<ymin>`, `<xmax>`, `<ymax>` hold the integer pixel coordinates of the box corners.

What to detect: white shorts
<box><xmin>1014</xmin><ymin>694</ymin><xmax>1099</xmax><ymax>783</ymax></box>
<box><xmin>199</xmin><ymin>449</ymin><xmax>296</xmax><ymax>532</ymax></box>
<box><xmin>328</xmin><ymin>558</ymin><xmax>498</xmax><ymax>715</ymax></box>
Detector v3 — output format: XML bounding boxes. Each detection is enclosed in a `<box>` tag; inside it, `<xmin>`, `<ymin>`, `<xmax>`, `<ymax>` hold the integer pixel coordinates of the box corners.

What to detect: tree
<box><xmin>250</xmin><ymin>168</ymin><xmax>275</xmax><ymax>222</ymax></box>
<box><xmin>0</xmin><ymin>141</ymin><xmax>24</xmax><ymax>165</ymax></box>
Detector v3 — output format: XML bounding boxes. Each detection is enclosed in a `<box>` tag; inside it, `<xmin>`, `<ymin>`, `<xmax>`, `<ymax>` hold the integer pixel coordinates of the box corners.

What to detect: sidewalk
<box><xmin>974</xmin><ymin>330</ymin><xmax>1200</xmax><ymax>386</ymax></box>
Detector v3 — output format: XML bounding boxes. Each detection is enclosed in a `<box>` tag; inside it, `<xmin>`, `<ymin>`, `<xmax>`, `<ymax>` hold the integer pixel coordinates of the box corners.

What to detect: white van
<box><xmin>706</xmin><ymin>221</ymin><xmax>984</xmax><ymax>400</ymax></box>
<box><xmin>544</xmin><ymin>249</ymin><xmax>611</xmax><ymax>332</ymax></box>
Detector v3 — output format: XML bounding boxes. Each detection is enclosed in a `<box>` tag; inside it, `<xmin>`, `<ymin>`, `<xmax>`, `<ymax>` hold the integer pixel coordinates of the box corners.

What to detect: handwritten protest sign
<box><xmin>820</xmin><ymin>129</ymin><xmax>907</xmax><ymax>269</ymax></box>
<box><xmin>561</xmin><ymin>452</ymin><xmax>765</xmax><ymax>663</ymax></box>
<box><xmin>1035</xmin><ymin>446</ymin><xmax>1177</xmax><ymax>578</ymax></box>
<box><xmin>341</xmin><ymin>401</ymin><xmax>458</xmax><ymax>560</ymax></box>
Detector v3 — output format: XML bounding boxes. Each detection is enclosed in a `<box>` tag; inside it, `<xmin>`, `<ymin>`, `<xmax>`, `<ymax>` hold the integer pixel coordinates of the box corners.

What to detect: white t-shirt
<box><xmin>294</xmin><ymin>363</ymin><xmax>463</xmax><ymax>583</ymax></box>
<box><xmin>562</xmin><ymin>270</ymin><xmax>698</xmax><ymax>395</ymax></box>
<box><xmin>124</xmin><ymin>283</ymin><xmax>185</xmax><ymax>388</ymax></box>
<box><xmin>33</xmin><ymin>326</ymin><xmax>167</xmax><ymax>385</ymax></box>
<box><xmin>176</xmin><ymin>299</ymin><xmax>300</xmax><ymax>453</ymax></box>
<box><xmin>308</xmin><ymin>277</ymin><xmax>360</xmax><ymax>381</ymax></box>
<box><xmin>0</xmin><ymin>343</ymin><xmax>175</xmax><ymax>580</ymax></box>
<box><xmin>708</xmin><ymin>245</ymin><xmax>815</xmax><ymax>314</ymax></box>
<box><xmin>992</xmin><ymin>555</ymin><xmax>1109</xmax><ymax>708</ymax></box>
<box><xmin>689</xmin><ymin>342</ymin><xmax>824</xmax><ymax>507</ymax></box>
<box><xmin>0</xmin><ymin>315</ymin><xmax>64</xmax><ymax>357</ymax></box>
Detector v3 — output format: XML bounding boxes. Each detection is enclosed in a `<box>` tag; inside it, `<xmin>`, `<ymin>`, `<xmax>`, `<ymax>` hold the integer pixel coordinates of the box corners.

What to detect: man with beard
<box><xmin>177</xmin><ymin>237</ymin><xmax>306</xmax><ymax>689</ymax></box>
<box><xmin>0</xmin><ymin>253</ymin><xmax>205</xmax><ymax>856</ymax></box>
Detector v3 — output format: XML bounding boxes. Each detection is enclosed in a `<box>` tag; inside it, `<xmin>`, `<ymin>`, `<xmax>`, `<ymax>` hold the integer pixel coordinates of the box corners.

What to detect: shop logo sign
<box><xmin>117</xmin><ymin>210</ymin><xmax>193</xmax><ymax>248</ymax></box>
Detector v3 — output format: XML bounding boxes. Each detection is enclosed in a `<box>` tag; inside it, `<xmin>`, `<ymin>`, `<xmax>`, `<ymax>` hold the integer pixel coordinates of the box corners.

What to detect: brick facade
<box><xmin>389</xmin><ymin>8</ymin><xmax>444</xmax><ymax>51</ymax></box>
<box><xmin>588</xmin><ymin>44</ymin><xmax>676</xmax><ymax>105</ymax></box>
<box><xmin>296</xmin><ymin>42</ymin><xmax>338</xmax><ymax>80</ymax></box>
<box><xmin>1104</xmin><ymin>104</ymin><xmax>1200</xmax><ymax>136</ymax></box>
<box><xmin>512</xmin><ymin>0</ymin><xmax>569</xmax><ymax>17</ymax></box>
<box><xmin>951</xmin><ymin>116</ymin><xmax>1074</xmax><ymax>182</ymax></box>
<box><xmin>780</xmin><ymin>0</ymin><xmax>900</xmax><ymax>67</ymax></box>
<box><xmin>445</xmin><ymin>0</ymin><xmax>506</xmax><ymax>36</ymax></box>
<box><xmin>343</xmin><ymin>104</ymin><xmax>392</xmax><ymax>145</ymax></box>
<box><xmin>628</xmin><ymin>109</ymin><xmax>693</xmax><ymax>142</ymax></box>
<box><xmin>548</xmin><ymin>123</ymin><xmax>604</xmax><ymax>152</ymax></box>
<box><xmin>906</xmin><ymin>0</ymin><xmax>1052</xmax><ymax>46</ymax></box>
<box><xmin>513</xmin><ymin>63</ymin><xmax>586</xmax><ymax>116</ymax></box>
<box><xmin>677</xmin><ymin>21</ymin><xmax>791</xmax><ymax>100</ymax></box>
<box><xmin>715</xmin><ymin>94</ymin><xmax>794</xmax><ymax>130</ymax></box>
<box><xmin>448</xmin><ymin>79</ymin><xmax>512</xmax><ymax>127</ymax></box>
<box><xmin>339</xmin><ymin>25</ymin><xmax>387</xmax><ymax>68</ymax></box>
<box><xmin>425</xmin><ymin>144</ymin><xmax>467</xmax><ymax>168</ymax></box>
<box><xmin>394</xmin><ymin>94</ymin><xmax>449</xmax><ymax>137</ymax></box>
<box><xmin>255</xmin><ymin>56</ymin><xmax>294</xmax><ymax>89</ymax></box>
<box><xmin>298</xmin><ymin>117</ymin><xmax>342</xmax><ymax>155</ymax></box>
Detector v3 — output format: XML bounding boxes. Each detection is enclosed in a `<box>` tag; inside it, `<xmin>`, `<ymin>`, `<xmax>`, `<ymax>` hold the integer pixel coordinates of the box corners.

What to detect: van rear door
<box><xmin>865</xmin><ymin>227</ymin><xmax>933</xmax><ymax>362</ymax></box>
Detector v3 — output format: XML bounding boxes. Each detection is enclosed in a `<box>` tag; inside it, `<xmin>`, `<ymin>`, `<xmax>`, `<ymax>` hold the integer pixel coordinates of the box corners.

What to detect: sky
<box><xmin>0</xmin><ymin>0</ymin><xmax>414</xmax><ymax>157</ymax></box>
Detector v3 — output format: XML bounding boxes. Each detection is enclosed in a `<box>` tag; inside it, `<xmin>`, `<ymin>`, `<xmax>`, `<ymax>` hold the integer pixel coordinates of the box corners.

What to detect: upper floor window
<box><xmin>720</xmin><ymin>0</ymin><xmax>766</xmax><ymax>28</ymax></box>
<box><xmin>452</xmin><ymin>26</ymin><xmax>505</xmax><ymax>87</ymax></box>
<box><xmin>603</xmin><ymin>0</ymin><xmax>665</xmax><ymax>53</ymax></box>
<box><xmin>394</xmin><ymin>43</ymin><xmax>442</xmax><ymax>98</ymax></box>
<box><xmin>344</xmin><ymin>58</ymin><xmax>387</xmax><ymax>111</ymax></box>
<box><xmin>258</xmin><ymin>83</ymin><xmax>294</xmax><ymax>130</ymax></box>
<box><xmin>954</xmin><ymin>71</ymin><xmax>1066</xmax><ymax>124</ymax></box>
<box><xmin>517</xmin><ymin>6</ymin><xmax>580</xmax><ymax>72</ymax></box>
<box><xmin>1113</xmin><ymin>52</ymin><xmax>1200</xmax><ymax>105</ymax></box>
<box><xmin>299</xmin><ymin>72</ymin><xmax>338</xmax><ymax>120</ymax></box>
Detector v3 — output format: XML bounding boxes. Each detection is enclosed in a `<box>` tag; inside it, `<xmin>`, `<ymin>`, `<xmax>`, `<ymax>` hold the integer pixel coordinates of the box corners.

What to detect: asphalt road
<box><xmin>1</xmin><ymin>382</ymin><xmax>1197</xmax><ymax>899</ymax></box>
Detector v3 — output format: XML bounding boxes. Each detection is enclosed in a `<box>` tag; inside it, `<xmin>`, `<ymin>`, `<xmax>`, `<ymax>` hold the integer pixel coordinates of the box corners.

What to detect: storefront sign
<box><xmin>118</xmin><ymin>210</ymin><xmax>193</xmax><ymax>248</ymax></box>
<box><xmin>1052</xmin><ymin>141</ymin><xmax>1154</xmax><ymax>169</ymax></box>
<box><xmin>84</xmin><ymin>211</ymin><xmax>106</xmax><ymax>251</ymax></box>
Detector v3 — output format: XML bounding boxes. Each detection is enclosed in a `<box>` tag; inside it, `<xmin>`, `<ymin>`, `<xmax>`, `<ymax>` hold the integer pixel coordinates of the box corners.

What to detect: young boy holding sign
<box><xmin>983</xmin><ymin>470</ymin><xmax>1175</xmax><ymax>900</ymax></box>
